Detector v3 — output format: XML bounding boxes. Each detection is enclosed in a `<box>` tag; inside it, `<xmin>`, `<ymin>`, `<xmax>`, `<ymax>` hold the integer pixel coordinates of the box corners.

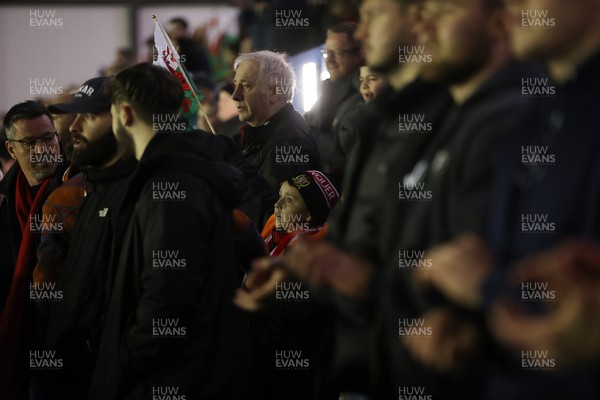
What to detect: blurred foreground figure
<box><xmin>414</xmin><ymin>0</ymin><xmax>600</xmax><ymax>398</ymax></box>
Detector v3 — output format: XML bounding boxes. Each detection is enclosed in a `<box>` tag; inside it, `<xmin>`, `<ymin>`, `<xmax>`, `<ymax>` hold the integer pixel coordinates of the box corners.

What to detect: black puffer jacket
<box><xmin>88</xmin><ymin>131</ymin><xmax>255</xmax><ymax>400</ymax></box>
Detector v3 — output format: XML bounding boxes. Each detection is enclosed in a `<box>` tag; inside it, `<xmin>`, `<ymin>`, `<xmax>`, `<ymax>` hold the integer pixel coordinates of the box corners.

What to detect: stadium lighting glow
<box><xmin>302</xmin><ymin>62</ymin><xmax>318</xmax><ymax>112</ymax></box>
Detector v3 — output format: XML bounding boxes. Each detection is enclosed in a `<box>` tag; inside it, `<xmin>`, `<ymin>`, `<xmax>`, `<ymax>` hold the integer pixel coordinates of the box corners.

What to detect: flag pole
<box><xmin>152</xmin><ymin>15</ymin><xmax>216</xmax><ymax>135</ymax></box>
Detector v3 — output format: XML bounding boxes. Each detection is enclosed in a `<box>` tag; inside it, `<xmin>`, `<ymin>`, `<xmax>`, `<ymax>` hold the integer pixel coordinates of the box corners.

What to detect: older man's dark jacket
<box><xmin>235</xmin><ymin>103</ymin><xmax>322</xmax><ymax>191</ymax></box>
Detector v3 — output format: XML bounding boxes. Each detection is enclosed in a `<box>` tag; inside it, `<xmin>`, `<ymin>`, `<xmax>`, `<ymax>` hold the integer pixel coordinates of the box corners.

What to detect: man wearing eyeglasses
<box><xmin>305</xmin><ymin>22</ymin><xmax>364</xmax><ymax>183</ymax></box>
<box><xmin>0</xmin><ymin>100</ymin><xmax>68</xmax><ymax>399</ymax></box>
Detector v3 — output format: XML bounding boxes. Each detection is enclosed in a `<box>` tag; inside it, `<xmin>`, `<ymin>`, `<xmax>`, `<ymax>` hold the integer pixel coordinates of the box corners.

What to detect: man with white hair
<box><xmin>232</xmin><ymin>50</ymin><xmax>322</xmax><ymax>191</ymax></box>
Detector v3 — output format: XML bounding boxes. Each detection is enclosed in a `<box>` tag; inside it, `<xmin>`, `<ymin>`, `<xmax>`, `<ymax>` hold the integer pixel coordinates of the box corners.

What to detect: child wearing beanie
<box><xmin>261</xmin><ymin>170</ymin><xmax>340</xmax><ymax>256</ymax></box>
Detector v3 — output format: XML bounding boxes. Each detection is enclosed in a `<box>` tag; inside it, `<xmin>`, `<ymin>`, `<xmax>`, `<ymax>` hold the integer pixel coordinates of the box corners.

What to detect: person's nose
<box><xmin>69</xmin><ymin>114</ymin><xmax>84</xmax><ymax>134</ymax></box>
<box><xmin>232</xmin><ymin>84</ymin><xmax>244</xmax><ymax>102</ymax></box>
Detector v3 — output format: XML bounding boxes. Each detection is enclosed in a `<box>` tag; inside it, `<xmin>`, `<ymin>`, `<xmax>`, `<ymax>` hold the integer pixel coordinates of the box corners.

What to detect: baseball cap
<box><xmin>47</xmin><ymin>76</ymin><xmax>111</xmax><ymax>114</ymax></box>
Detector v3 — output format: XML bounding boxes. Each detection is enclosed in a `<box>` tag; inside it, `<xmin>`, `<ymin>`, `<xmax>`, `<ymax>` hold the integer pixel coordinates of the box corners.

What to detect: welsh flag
<box><xmin>153</xmin><ymin>16</ymin><xmax>203</xmax><ymax>132</ymax></box>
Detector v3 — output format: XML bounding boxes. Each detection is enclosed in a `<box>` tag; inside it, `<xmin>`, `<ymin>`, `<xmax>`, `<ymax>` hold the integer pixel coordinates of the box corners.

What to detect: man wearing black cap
<box><xmin>39</xmin><ymin>76</ymin><xmax>136</xmax><ymax>399</ymax></box>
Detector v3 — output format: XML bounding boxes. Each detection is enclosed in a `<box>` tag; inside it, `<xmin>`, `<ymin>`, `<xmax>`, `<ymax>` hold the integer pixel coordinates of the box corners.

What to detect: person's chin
<box><xmin>32</xmin><ymin>164</ymin><xmax>58</xmax><ymax>180</ymax></box>
<box><xmin>237</xmin><ymin>110</ymin><xmax>249</xmax><ymax>121</ymax></box>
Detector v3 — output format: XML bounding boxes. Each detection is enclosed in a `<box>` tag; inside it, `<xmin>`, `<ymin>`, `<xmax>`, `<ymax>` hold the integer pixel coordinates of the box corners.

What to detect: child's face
<box><xmin>274</xmin><ymin>181</ymin><xmax>311</xmax><ymax>232</ymax></box>
<box><xmin>359</xmin><ymin>66</ymin><xmax>387</xmax><ymax>102</ymax></box>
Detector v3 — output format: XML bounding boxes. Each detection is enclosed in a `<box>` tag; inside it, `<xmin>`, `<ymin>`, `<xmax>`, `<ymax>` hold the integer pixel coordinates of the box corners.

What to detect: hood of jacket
<box><xmin>136</xmin><ymin>130</ymin><xmax>245</xmax><ymax>208</ymax></box>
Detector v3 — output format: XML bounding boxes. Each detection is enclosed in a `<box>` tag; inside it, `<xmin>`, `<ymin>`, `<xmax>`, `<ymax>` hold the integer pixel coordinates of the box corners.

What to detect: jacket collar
<box><xmin>241</xmin><ymin>103</ymin><xmax>294</xmax><ymax>146</ymax></box>
<box><xmin>84</xmin><ymin>158</ymin><xmax>136</xmax><ymax>184</ymax></box>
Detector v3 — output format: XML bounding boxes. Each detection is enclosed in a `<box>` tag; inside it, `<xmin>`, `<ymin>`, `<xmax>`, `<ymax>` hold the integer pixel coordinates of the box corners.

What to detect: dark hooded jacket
<box><xmin>88</xmin><ymin>131</ymin><xmax>255</xmax><ymax>400</ymax></box>
<box><xmin>480</xmin><ymin>48</ymin><xmax>600</xmax><ymax>400</ymax></box>
<box><xmin>377</xmin><ymin>61</ymin><xmax>542</xmax><ymax>400</ymax></box>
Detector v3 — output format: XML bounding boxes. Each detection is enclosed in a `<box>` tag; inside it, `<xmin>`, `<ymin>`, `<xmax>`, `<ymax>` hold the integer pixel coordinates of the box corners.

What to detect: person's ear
<box><xmin>489</xmin><ymin>7</ymin><xmax>510</xmax><ymax>42</ymax></box>
<box><xmin>120</xmin><ymin>103</ymin><xmax>135</xmax><ymax>127</ymax></box>
<box><xmin>270</xmin><ymin>85</ymin><xmax>280</xmax><ymax>104</ymax></box>
<box><xmin>5</xmin><ymin>141</ymin><xmax>17</xmax><ymax>160</ymax></box>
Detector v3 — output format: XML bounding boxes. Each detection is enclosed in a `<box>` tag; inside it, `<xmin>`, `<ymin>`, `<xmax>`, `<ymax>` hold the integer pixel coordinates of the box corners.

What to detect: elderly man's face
<box><xmin>232</xmin><ymin>60</ymin><xmax>273</xmax><ymax>127</ymax></box>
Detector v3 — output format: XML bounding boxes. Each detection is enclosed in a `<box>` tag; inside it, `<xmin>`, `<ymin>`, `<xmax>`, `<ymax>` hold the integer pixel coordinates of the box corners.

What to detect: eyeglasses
<box><xmin>9</xmin><ymin>132</ymin><xmax>58</xmax><ymax>149</ymax></box>
<box><xmin>320</xmin><ymin>48</ymin><xmax>359</xmax><ymax>59</ymax></box>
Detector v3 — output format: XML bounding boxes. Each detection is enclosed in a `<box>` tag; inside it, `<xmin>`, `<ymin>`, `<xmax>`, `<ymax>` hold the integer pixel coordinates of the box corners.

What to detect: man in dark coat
<box><xmin>0</xmin><ymin>101</ymin><xmax>68</xmax><ymax>399</ymax></box>
<box><xmin>417</xmin><ymin>0</ymin><xmax>600</xmax><ymax>398</ymax></box>
<box><xmin>89</xmin><ymin>63</ymin><xmax>254</xmax><ymax>400</ymax></box>
<box><xmin>304</xmin><ymin>22</ymin><xmax>364</xmax><ymax>181</ymax></box>
<box><xmin>232</xmin><ymin>50</ymin><xmax>322</xmax><ymax>192</ymax></box>
<box><xmin>40</xmin><ymin>76</ymin><xmax>136</xmax><ymax>399</ymax></box>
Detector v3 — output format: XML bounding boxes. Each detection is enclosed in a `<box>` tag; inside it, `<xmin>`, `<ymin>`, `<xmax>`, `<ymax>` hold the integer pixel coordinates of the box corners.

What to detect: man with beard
<box><xmin>40</xmin><ymin>76</ymin><xmax>136</xmax><ymax>399</ymax></box>
<box><xmin>371</xmin><ymin>0</ymin><xmax>540</xmax><ymax>396</ymax></box>
<box><xmin>0</xmin><ymin>101</ymin><xmax>67</xmax><ymax>399</ymax></box>
<box><xmin>412</xmin><ymin>0</ymin><xmax>600</xmax><ymax>398</ymax></box>
<box><xmin>88</xmin><ymin>63</ymin><xmax>254</xmax><ymax>400</ymax></box>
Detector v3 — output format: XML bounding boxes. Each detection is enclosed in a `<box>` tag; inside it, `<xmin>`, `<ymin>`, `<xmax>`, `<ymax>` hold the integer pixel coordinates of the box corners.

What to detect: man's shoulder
<box><xmin>45</xmin><ymin>172</ymin><xmax>86</xmax><ymax>208</ymax></box>
<box><xmin>269</xmin><ymin>106</ymin><xmax>311</xmax><ymax>140</ymax></box>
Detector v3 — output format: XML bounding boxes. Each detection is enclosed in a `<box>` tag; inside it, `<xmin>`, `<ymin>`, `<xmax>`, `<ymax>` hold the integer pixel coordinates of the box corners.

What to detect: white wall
<box><xmin>0</xmin><ymin>5</ymin><xmax>130</xmax><ymax>114</ymax></box>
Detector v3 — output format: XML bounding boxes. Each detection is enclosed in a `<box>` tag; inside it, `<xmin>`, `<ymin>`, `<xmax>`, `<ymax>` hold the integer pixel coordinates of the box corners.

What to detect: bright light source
<box><xmin>320</xmin><ymin>69</ymin><xmax>330</xmax><ymax>81</ymax></box>
<box><xmin>302</xmin><ymin>62</ymin><xmax>318</xmax><ymax>112</ymax></box>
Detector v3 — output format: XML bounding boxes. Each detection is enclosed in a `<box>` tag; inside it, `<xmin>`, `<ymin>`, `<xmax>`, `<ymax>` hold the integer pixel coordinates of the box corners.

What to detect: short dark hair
<box><xmin>105</xmin><ymin>63</ymin><xmax>184</xmax><ymax>125</ymax></box>
<box><xmin>169</xmin><ymin>17</ymin><xmax>188</xmax><ymax>31</ymax></box>
<box><xmin>3</xmin><ymin>100</ymin><xmax>53</xmax><ymax>140</ymax></box>
<box><xmin>327</xmin><ymin>22</ymin><xmax>360</xmax><ymax>50</ymax></box>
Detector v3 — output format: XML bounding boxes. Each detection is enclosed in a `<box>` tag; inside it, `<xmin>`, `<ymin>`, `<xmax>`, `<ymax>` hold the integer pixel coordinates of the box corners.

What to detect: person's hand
<box><xmin>414</xmin><ymin>234</ymin><xmax>492</xmax><ymax>309</ymax></box>
<box><xmin>234</xmin><ymin>239</ymin><xmax>376</xmax><ymax>312</ymax></box>
<box><xmin>403</xmin><ymin>307</ymin><xmax>481</xmax><ymax>372</ymax></box>
<box><xmin>284</xmin><ymin>239</ymin><xmax>375</xmax><ymax>299</ymax></box>
<box><xmin>233</xmin><ymin>256</ymin><xmax>288</xmax><ymax>312</ymax></box>
<box><xmin>490</xmin><ymin>239</ymin><xmax>600</xmax><ymax>369</ymax></box>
